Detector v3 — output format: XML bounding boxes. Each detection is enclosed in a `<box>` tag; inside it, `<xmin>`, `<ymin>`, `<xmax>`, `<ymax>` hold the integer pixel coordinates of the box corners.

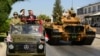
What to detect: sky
<box><xmin>9</xmin><ymin>0</ymin><xmax>100</xmax><ymax>17</ymax></box>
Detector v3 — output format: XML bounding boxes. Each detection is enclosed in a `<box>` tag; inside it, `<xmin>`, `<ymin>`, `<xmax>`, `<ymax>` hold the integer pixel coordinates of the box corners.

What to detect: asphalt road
<box><xmin>46</xmin><ymin>36</ymin><xmax>100</xmax><ymax>56</ymax></box>
<box><xmin>46</xmin><ymin>28</ymin><xmax>100</xmax><ymax>56</ymax></box>
<box><xmin>0</xmin><ymin>28</ymin><xmax>100</xmax><ymax>56</ymax></box>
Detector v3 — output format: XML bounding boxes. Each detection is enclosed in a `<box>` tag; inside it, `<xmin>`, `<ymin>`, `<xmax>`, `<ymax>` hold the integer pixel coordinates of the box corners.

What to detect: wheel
<box><xmin>82</xmin><ymin>37</ymin><xmax>95</xmax><ymax>45</ymax></box>
<box><xmin>83</xmin><ymin>30</ymin><xmax>96</xmax><ymax>45</ymax></box>
<box><xmin>94</xmin><ymin>24</ymin><xmax>97</xmax><ymax>27</ymax></box>
<box><xmin>71</xmin><ymin>37</ymin><xmax>95</xmax><ymax>45</ymax></box>
<box><xmin>48</xmin><ymin>36</ymin><xmax>60</xmax><ymax>45</ymax></box>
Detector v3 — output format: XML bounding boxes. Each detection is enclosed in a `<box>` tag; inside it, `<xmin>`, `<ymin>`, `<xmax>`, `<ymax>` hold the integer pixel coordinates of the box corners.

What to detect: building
<box><xmin>77</xmin><ymin>2</ymin><xmax>100</xmax><ymax>27</ymax></box>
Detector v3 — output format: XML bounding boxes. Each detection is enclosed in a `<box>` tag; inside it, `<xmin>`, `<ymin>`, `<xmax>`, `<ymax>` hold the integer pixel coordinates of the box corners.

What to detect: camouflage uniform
<box><xmin>10</xmin><ymin>17</ymin><xmax>22</xmax><ymax>25</ymax></box>
<box><xmin>10</xmin><ymin>12</ymin><xmax>23</xmax><ymax>25</ymax></box>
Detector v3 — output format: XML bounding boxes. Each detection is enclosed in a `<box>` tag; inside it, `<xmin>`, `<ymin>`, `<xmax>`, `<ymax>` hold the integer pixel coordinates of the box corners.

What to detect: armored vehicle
<box><xmin>45</xmin><ymin>10</ymin><xmax>96</xmax><ymax>45</ymax></box>
<box><xmin>6</xmin><ymin>24</ymin><xmax>45</xmax><ymax>56</ymax></box>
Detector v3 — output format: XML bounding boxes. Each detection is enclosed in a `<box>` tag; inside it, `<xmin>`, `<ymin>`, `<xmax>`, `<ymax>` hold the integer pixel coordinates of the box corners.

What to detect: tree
<box><xmin>52</xmin><ymin>0</ymin><xmax>63</xmax><ymax>22</ymax></box>
<box><xmin>0</xmin><ymin>19</ymin><xmax>11</xmax><ymax>32</ymax></box>
<box><xmin>0</xmin><ymin>0</ymin><xmax>25</xmax><ymax>32</ymax></box>
<box><xmin>37</xmin><ymin>14</ymin><xmax>50</xmax><ymax>21</ymax></box>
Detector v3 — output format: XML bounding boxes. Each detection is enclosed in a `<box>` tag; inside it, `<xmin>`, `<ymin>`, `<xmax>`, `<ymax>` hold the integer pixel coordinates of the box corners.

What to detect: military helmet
<box><xmin>13</xmin><ymin>12</ymin><xmax>18</xmax><ymax>15</ymax></box>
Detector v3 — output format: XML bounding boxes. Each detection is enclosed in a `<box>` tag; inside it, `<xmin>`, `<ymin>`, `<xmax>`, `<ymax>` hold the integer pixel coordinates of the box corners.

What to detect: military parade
<box><xmin>0</xmin><ymin>0</ymin><xmax>100</xmax><ymax>56</ymax></box>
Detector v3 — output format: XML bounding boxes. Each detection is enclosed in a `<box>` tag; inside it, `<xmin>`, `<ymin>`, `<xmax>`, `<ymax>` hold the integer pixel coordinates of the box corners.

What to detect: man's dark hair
<box><xmin>28</xmin><ymin>10</ymin><xmax>32</xmax><ymax>12</ymax></box>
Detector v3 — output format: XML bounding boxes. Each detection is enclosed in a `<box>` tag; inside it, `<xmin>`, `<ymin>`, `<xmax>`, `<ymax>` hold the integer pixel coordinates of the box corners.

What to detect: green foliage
<box><xmin>8</xmin><ymin>0</ymin><xmax>25</xmax><ymax>5</ymax></box>
<box><xmin>0</xmin><ymin>19</ymin><xmax>11</xmax><ymax>32</ymax></box>
<box><xmin>37</xmin><ymin>14</ymin><xmax>50</xmax><ymax>20</ymax></box>
<box><xmin>0</xmin><ymin>0</ymin><xmax>25</xmax><ymax>32</ymax></box>
<box><xmin>52</xmin><ymin>0</ymin><xmax>63</xmax><ymax>22</ymax></box>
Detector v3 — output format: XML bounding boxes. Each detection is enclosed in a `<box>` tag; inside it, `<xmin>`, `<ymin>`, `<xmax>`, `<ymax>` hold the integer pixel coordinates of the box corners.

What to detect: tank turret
<box><xmin>61</xmin><ymin>9</ymin><xmax>81</xmax><ymax>24</ymax></box>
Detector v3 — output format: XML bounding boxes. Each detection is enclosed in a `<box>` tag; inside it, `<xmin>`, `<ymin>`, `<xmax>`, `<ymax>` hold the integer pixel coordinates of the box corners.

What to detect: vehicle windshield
<box><xmin>10</xmin><ymin>24</ymin><xmax>42</xmax><ymax>34</ymax></box>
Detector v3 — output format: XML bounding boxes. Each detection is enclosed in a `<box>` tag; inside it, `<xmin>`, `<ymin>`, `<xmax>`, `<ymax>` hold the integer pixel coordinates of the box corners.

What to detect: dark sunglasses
<box><xmin>13</xmin><ymin>14</ymin><xmax>18</xmax><ymax>15</ymax></box>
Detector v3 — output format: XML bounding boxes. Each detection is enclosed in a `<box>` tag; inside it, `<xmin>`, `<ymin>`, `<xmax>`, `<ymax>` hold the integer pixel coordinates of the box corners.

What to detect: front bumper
<box><xmin>7</xmin><ymin>42</ymin><xmax>45</xmax><ymax>56</ymax></box>
<box><xmin>62</xmin><ymin>33</ymin><xmax>84</xmax><ymax>41</ymax></box>
<box><xmin>7</xmin><ymin>53</ymin><xmax>45</xmax><ymax>56</ymax></box>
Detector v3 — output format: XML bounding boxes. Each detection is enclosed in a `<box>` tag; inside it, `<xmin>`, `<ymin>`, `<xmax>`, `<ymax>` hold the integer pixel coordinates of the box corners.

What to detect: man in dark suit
<box><xmin>27</xmin><ymin>10</ymin><xmax>37</xmax><ymax>24</ymax></box>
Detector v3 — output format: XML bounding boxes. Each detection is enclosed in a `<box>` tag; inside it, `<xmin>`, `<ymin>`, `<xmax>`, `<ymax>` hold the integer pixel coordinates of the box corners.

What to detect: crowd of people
<box><xmin>10</xmin><ymin>9</ymin><xmax>37</xmax><ymax>25</ymax></box>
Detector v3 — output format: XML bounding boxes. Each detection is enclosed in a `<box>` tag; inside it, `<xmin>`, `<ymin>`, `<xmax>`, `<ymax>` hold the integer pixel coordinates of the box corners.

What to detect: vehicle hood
<box><xmin>11</xmin><ymin>33</ymin><xmax>44</xmax><ymax>43</ymax></box>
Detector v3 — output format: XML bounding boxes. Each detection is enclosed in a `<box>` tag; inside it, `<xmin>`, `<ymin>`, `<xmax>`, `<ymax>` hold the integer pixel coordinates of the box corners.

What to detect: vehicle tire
<box><xmin>54</xmin><ymin>38</ymin><xmax>60</xmax><ymax>45</ymax></box>
<box><xmin>94</xmin><ymin>24</ymin><xmax>97</xmax><ymax>27</ymax></box>
<box><xmin>83</xmin><ymin>31</ymin><xmax>95</xmax><ymax>45</ymax></box>
<box><xmin>82</xmin><ymin>37</ymin><xmax>95</xmax><ymax>45</ymax></box>
<box><xmin>46</xmin><ymin>29</ymin><xmax>61</xmax><ymax>45</ymax></box>
<box><xmin>48</xmin><ymin>35</ymin><xmax>60</xmax><ymax>45</ymax></box>
<box><xmin>45</xmin><ymin>28</ymin><xmax>52</xmax><ymax>40</ymax></box>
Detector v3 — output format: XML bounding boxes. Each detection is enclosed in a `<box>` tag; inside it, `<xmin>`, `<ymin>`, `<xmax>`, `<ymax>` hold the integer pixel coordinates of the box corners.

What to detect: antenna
<box><xmin>71</xmin><ymin>0</ymin><xmax>73</xmax><ymax>10</ymax></box>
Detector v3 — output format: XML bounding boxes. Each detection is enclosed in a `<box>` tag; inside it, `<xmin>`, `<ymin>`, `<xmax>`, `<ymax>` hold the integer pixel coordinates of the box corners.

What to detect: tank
<box><xmin>45</xmin><ymin>9</ymin><xmax>96</xmax><ymax>45</ymax></box>
<box><xmin>6</xmin><ymin>24</ymin><xmax>45</xmax><ymax>56</ymax></box>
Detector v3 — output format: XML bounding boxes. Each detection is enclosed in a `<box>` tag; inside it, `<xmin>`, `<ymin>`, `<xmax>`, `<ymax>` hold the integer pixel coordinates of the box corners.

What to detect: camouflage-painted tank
<box><xmin>45</xmin><ymin>9</ymin><xmax>96</xmax><ymax>45</ymax></box>
<box><xmin>6</xmin><ymin>24</ymin><xmax>45</xmax><ymax>56</ymax></box>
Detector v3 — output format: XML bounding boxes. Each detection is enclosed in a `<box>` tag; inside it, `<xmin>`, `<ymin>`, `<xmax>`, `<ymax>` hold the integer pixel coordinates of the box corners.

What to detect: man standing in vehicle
<box><xmin>27</xmin><ymin>10</ymin><xmax>37</xmax><ymax>24</ymax></box>
<box><xmin>10</xmin><ymin>12</ymin><xmax>22</xmax><ymax>25</ymax></box>
<box><xmin>8</xmin><ymin>12</ymin><xmax>22</xmax><ymax>42</ymax></box>
<box><xmin>19</xmin><ymin>9</ymin><xmax>27</xmax><ymax>23</ymax></box>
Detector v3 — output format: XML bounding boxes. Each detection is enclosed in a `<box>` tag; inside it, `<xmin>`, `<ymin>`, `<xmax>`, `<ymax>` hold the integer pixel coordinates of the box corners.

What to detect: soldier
<box><xmin>62</xmin><ymin>10</ymin><xmax>71</xmax><ymax>19</ymax></box>
<box><xmin>10</xmin><ymin>12</ymin><xmax>22</xmax><ymax>25</ymax></box>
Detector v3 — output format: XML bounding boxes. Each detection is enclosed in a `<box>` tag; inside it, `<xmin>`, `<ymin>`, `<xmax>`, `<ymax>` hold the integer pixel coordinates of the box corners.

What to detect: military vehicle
<box><xmin>45</xmin><ymin>10</ymin><xmax>96</xmax><ymax>45</ymax></box>
<box><xmin>6</xmin><ymin>24</ymin><xmax>45</xmax><ymax>56</ymax></box>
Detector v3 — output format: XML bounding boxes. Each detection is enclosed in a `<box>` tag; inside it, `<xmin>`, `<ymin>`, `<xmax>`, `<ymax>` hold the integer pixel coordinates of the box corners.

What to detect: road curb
<box><xmin>96</xmin><ymin>34</ymin><xmax>100</xmax><ymax>39</ymax></box>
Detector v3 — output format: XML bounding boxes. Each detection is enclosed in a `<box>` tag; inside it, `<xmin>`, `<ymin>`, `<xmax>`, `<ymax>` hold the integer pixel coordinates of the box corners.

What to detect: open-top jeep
<box><xmin>6</xmin><ymin>24</ymin><xmax>45</xmax><ymax>56</ymax></box>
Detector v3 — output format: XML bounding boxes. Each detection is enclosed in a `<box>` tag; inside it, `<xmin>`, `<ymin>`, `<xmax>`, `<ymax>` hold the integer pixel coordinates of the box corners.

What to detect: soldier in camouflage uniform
<box><xmin>10</xmin><ymin>12</ymin><xmax>22</xmax><ymax>25</ymax></box>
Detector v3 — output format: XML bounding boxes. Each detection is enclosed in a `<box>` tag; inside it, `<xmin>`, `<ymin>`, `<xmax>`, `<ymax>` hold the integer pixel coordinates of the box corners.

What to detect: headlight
<box><xmin>9</xmin><ymin>44</ymin><xmax>14</xmax><ymax>49</ymax></box>
<box><xmin>38</xmin><ymin>44</ymin><xmax>43</xmax><ymax>49</ymax></box>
